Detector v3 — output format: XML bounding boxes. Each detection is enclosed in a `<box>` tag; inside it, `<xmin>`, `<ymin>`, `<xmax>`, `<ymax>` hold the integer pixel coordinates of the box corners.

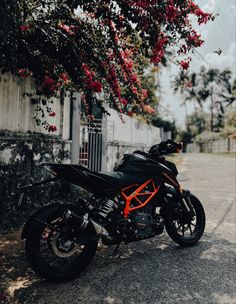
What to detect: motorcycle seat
<box><xmin>88</xmin><ymin>171</ymin><xmax>144</xmax><ymax>189</ymax></box>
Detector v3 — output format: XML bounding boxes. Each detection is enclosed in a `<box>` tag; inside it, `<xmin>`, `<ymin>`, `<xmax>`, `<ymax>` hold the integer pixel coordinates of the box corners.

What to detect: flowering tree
<box><xmin>0</xmin><ymin>0</ymin><xmax>213</xmax><ymax>131</ymax></box>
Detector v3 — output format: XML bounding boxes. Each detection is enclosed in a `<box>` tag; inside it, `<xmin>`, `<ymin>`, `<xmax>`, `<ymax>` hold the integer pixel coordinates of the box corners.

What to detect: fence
<box><xmin>78</xmin><ymin>110</ymin><xmax>162</xmax><ymax>172</ymax></box>
<box><xmin>186</xmin><ymin>138</ymin><xmax>236</xmax><ymax>153</ymax></box>
<box><xmin>79</xmin><ymin>119</ymin><xmax>103</xmax><ymax>171</ymax></box>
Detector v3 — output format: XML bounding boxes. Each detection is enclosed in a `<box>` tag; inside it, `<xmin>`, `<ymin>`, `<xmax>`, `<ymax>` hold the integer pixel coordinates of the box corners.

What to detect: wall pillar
<box><xmin>71</xmin><ymin>92</ymin><xmax>81</xmax><ymax>164</ymax></box>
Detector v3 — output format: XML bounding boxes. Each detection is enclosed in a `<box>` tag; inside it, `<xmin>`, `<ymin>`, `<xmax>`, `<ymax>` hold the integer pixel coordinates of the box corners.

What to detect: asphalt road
<box><xmin>14</xmin><ymin>153</ymin><xmax>236</xmax><ymax>304</ymax></box>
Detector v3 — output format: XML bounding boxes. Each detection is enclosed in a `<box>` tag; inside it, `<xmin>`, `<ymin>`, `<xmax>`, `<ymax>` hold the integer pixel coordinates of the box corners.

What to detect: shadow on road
<box><xmin>1</xmin><ymin>232</ymin><xmax>235</xmax><ymax>304</ymax></box>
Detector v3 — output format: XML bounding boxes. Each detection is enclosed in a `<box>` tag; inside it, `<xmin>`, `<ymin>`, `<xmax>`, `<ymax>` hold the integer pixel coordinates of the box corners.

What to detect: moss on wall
<box><xmin>0</xmin><ymin>131</ymin><xmax>78</xmax><ymax>231</ymax></box>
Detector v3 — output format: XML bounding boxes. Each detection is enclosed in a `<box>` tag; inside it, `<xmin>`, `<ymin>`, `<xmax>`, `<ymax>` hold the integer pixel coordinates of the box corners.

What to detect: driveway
<box><xmin>2</xmin><ymin>153</ymin><xmax>236</xmax><ymax>304</ymax></box>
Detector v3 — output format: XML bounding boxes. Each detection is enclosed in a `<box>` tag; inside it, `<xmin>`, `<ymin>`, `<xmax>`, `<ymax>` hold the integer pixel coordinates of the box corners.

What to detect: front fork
<box><xmin>164</xmin><ymin>185</ymin><xmax>194</xmax><ymax>217</ymax></box>
<box><xmin>178</xmin><ymin>188</ymin><xmax>195</xmax><ymax>216</ymax></box>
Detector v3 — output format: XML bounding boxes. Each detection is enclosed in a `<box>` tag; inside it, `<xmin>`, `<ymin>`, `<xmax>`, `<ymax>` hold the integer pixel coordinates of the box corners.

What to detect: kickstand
<box><xmin>112</xmin><ymin>242</ymin><xmax>121</xmax><ymax>257</ymax></box>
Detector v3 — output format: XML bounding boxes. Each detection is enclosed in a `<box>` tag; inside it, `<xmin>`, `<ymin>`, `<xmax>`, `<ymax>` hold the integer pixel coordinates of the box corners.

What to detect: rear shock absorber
<box><xmin>97</xmin><ymin>199</ymin><xmax>118</xmax><ymax>221</ymax></box>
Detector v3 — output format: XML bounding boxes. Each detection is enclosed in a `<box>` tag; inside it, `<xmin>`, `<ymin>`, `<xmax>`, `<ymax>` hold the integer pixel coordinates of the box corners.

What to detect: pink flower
<box><xmin>143</xmin><ymin>104</ymin><xmax>155</xmax><ymax>114</ymax></box>
<box><xmin>141</xmin><ymin>89</ymin><xmax>148</xmax><ymax>99</ymax></box>
<box><xmin>58</xmin><ymin>23</ymin><xmax>77</xmax><ymax>36</ymax></box>
<box><xmin>131</xmin><ymin>86</ymin><xmax>138</xmax><ymax>95</ymax></box>
<box><xmin>124</xmin><ymin>60</ymin><xmax>133</xmax><ymax>71</ymax></box>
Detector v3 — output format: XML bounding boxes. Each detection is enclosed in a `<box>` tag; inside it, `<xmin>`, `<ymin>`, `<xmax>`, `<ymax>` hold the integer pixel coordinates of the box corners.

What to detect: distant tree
<box><xmin>185</xmin><ymin>110</ymin><xmax>209</xmax><ymax>138</ymax></box>
<box><xmin>173</xmin><ymin>67</ymin><xmax>236</xmax><ymax>132</ymax></box>
<box><xmin>151</xmin><ymin>116</ymin><xmax>177</xmax><ymax>139</ymax></box>
<box><xmin>176</xmin><ymin>129</ymin><xmax>192</xmax><ymax>152</ymax></box>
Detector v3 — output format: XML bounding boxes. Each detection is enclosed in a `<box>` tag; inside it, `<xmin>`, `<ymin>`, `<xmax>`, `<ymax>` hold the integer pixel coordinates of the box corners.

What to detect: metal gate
<box><xmin>79</xmin><ymin>119</ymin><xmax>103</xmax><ymax>172</ymax></box>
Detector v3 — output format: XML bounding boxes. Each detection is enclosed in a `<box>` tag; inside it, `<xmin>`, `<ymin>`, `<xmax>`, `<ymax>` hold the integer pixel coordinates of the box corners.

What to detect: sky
<box><xmin>159</xmin><ymin>0</ymin><xmax>236</xmax><ymax>126</ymax></box>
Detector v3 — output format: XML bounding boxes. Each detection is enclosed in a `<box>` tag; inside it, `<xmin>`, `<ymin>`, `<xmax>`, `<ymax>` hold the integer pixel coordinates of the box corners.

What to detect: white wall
<box><xmin>107</xmin><ymin>108</ymin><xmax>161</xmax><ymax>146</ymax></box>
<box><xmin>105</xmin><ymin>108</ymin><xmax>161</xmax><ymax>171</ymax></box>
<box><xmin>0</xmin><ymin>73</ymin><xmax>71</xmax><ymax>139</ymax></box>
<box><xmin>186</xmin><ymin>138</ymin><xmax>236</xmax><ymax>153</ymax></box>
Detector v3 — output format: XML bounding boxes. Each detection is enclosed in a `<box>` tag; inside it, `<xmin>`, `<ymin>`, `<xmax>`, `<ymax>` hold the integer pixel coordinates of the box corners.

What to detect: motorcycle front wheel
<box><xmin>165</xmin><ymin>193</ymin><xmax>205</xmax><ymax>247</ymax></box>
<box><xmin>25</xmin><ymin>207</ymin><xmax>98</xmax><ymax>281</ymax></box>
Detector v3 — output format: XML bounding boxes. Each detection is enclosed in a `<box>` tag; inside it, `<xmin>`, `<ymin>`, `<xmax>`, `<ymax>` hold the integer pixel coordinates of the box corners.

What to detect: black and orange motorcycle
<box><xmin>20</xmin><ymin>140</ymin><xmax>205</xmax><ymax>281</ymax></box>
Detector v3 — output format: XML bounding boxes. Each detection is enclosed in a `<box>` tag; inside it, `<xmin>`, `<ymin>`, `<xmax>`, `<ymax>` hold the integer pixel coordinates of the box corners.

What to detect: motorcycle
<box><xmin>20</xmin><ymin>140</ymin><xmax>205</xmax><ymax>281</ymax></box>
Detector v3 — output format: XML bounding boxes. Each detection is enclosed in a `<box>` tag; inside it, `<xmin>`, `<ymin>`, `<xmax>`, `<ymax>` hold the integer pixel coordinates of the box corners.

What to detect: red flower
<box><xmin>48</xmin><ymin>125</ymin><xmax>57</xmax><ymax>132</ymax></box>
<box><xmin>127</xmin><ymin>111</ymin><xmax>133</xmax><ymax>117</ymax></box>
<box><xmin>166</xmin><ymin>5</ymin><xmax>177</xmax><ymax>21</ymax></box>
<box><xmin>90</xmin><ymin>81</ymin><xmax>102</xmax><ymax>93</ymax></box>
<box><xmin>43</xmin><ymin>76</ymin><xmax>57</xmax><ymax>91</ymax></box>
<box><xmin>19</xmin><ymin>25</ymin><xmax>30</xmax><ymax>32</ymax></box>
<box><xmin>121</xmin><ymin>98</ymin><xmax>127</xmax><ymax>105</ymax></box>
<box><xmin>180</xmin><ymin>59</ymin><xmax>191</xmax><ymax>70</ymax></box>
<box><xmin>188</xmin><ymin>1</ymin><xmax>211</xmax><ymax>25</ymax></box>
<box><xmin>58</xmin><ymin>23</ymin><xmax>77</xmax><ymax>36</ymax></box>
<box><xmin>151</xmin><ymin>36</ymin><xmax>168</xmax><ymax>64</ymax></box>
<box><xmin>195</xmin><ymin>8</ymin><xmax>211</xmax><ymax>25</ymax></box>
<box><xmin>188</xmin><ymin>30</ymin><xmax>204</xmax><ymax>47</ymax></box>
<box><xmin>135</xmin><ymin>2</ymin><xmax>149</xmax><ymax>9</ymax></box>
<box><xmin>186</xmin><ymin>81</ymin><xmax>193</xmax><ymax>88</ymax></box>
<box><xmin>49</xmin><ymin>111</ymin><xmax>56</xmax><ymax>117</ymax></box>
<box><xmin>131</xmin><ymin>74</ymin><xmax>138</xmax><ymax>83</ymax></box>
<box><xmin>82</xmin><ymin>63</ymin><xmax>95</xmax><ymax>79</ymax></box>
<box><xmin>60</xmin><ymin>72</ymin><xmax>69</xmax><ymax>82</ymax></box>
<box><xmin>18</xmin><ymin>68</ymin><xmax>32</xmax><ymax>78</ymax></box>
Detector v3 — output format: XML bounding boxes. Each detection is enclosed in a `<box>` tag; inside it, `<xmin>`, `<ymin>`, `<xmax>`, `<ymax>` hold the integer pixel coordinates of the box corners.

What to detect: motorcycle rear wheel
<box><xmin>25</xmin><ymin>207</ymin><xmax>98</xmax><ymax>281</ymax></box>
<box><xmin>165</xmin><ymin>193</ymin><xmax>205</xmax><ymax>247</ymax></box>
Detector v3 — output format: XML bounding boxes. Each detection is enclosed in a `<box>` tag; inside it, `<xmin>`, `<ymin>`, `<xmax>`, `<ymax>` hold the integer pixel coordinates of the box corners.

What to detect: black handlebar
<box><xmin>148</xmin><ymin>140</ymin><xmax>182</xmax><ymax>158</ymax></box>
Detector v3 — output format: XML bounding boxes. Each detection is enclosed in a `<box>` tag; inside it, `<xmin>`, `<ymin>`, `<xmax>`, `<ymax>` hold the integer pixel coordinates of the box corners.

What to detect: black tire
<box><xmin>165</xmin><ymin>193</ymin><xmax>205</xmax><ymax>247</ymax></box>
<box><xmin>25</xmin><ymin>206</ymin><xmax>98</xmax><ymax>281</ymax></box>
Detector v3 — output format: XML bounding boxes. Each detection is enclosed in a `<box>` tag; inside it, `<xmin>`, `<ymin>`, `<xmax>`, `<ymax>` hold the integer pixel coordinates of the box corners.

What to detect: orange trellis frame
<box><xmin>121</xmin><ymin>179</ymin><xmax>160</xmax><ymax>218</ymax></box>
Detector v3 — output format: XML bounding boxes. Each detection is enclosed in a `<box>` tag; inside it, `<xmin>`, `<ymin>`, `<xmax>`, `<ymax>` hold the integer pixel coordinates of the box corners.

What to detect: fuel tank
<box><xmin>114</xmin><ymin>153</ymin><xmax>179</xmax><ymax>188</ymax></box>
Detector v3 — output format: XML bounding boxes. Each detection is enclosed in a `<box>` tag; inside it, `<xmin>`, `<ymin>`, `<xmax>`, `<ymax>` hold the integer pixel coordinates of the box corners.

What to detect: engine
<box><xmin>119</xmin><ymin>212</ymin><xmax>164</xmax><ymax>242</ymax></box>
<box><xmin>83</xmin><ymin>197</ymin><xmax>164</xmax><ymax>244</ymax></box>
